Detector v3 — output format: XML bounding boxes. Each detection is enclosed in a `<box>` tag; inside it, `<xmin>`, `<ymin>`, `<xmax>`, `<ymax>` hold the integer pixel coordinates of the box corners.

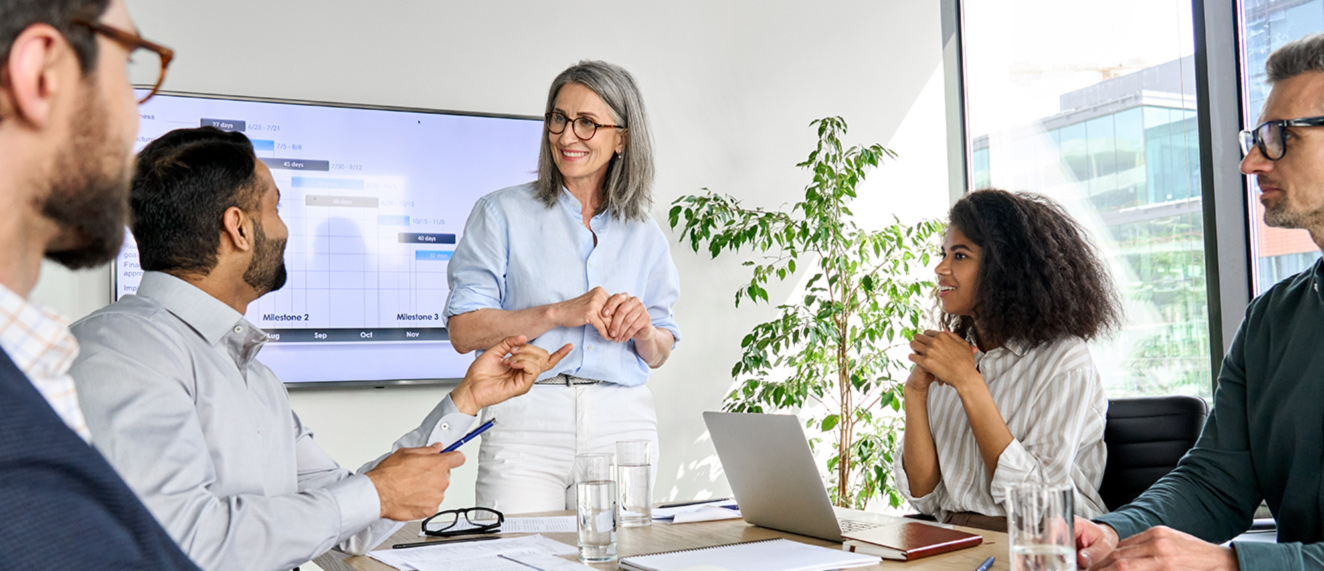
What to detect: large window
<box><xmin>1240</xmin><ymin>0</ymin><xmax>1324</xmax><ymax>293</ymax></box>
<box><xmin>960</xmin><ymin>0</ymin><xmax>1211</xmax><ymax>398</ymax></box>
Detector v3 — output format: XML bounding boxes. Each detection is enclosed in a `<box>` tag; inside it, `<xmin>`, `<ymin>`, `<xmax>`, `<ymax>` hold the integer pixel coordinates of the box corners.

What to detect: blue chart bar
<box><xmin>398</xmin><ymin>233</ymin><xmax>455</xmax><ymax>244</ymax></box>
<box><xmin>292</xmin><ymin>177</ymin><xmax>364</xmax><ymax>190</ymax></box>
<box><xmin>378</xmin><ymin>215</ymin><xmax>411</xmax><ymax>226</ymax></box>
<box><xmin>415</xmin><ymin>250</ymin><xmax>454</xmax><ymax>261</ymax></box>
<box><xmin>250</xmin><ymin>139</ymin><xmax>275</xmax><ymax>152</ymax></box>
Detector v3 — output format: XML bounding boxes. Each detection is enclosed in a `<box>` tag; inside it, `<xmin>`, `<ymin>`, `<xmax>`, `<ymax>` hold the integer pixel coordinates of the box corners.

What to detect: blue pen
<box><xmin>974</xmin><ymin>556</ymin><xmax>995</xmax><ymax>571</ymax></box>
<box><xmin>442</xmin><ymin>419</ymin><xmax>497</xmax><ymax>453</ymax></box>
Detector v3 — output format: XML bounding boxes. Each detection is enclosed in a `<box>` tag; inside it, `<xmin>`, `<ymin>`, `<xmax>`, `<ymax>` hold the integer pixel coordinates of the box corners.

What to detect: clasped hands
<box><xmin>906</xmin><ymin>329</ymin><xmax>981</xmax><ymax>394</ymax></box>
<box><xmin>555</xmin><ymin>286</ymin><xmax>656</xmax><ymax>344</ymax></box>
<box><xmin>909</xmin><ymin>334</ymin><xmax>1241</xmax><ymax>571</ymax></box>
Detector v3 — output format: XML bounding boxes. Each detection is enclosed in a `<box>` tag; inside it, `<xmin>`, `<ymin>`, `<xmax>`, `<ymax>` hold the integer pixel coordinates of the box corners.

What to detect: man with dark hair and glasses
<box><xmin>0</xmin><ymin>0</ymin><xmax>196</xmax><ymax>568</ymax></box>
<box><xmin>1074</xmin><ymin>33</ymin><xmax>1324</xmax><ymax>571</ymax></box>
<box><xmin>67</xmin><ymin>125</ymin><xmax>572</xmax><ymax>571</ymax></box>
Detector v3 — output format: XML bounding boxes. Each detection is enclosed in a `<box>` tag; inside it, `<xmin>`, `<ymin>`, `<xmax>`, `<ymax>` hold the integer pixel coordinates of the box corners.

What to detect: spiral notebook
<box><xmin>618</xmin><ymin>538</ymin><xmax>881</xmax><ymax>571</ymax></box>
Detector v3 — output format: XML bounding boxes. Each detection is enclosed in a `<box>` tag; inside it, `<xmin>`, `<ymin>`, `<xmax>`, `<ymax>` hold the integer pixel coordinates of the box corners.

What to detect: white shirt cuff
<box><xmin>426</xmin><ymin>395</ymin><xmax>477</xmax><ymax>447</ymax></box>
<box><xmin>989</xmin><ymin>438</ymin><xmax>1037</xmax><ymax>505</ymax></box>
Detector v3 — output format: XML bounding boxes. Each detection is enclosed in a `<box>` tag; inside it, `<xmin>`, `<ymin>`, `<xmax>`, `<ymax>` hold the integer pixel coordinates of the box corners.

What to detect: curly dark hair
<box><xmin>939</xmin><ymin>188</ymin><xmax>1121</xmax><ymax>349</ymax></box>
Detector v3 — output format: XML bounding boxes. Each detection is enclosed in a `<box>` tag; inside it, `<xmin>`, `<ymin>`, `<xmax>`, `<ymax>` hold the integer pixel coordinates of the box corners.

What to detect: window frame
<box><xmin>940</xmin><ymin>0</ymin><xmax>1253</xmax><ymax>395</ymax></box>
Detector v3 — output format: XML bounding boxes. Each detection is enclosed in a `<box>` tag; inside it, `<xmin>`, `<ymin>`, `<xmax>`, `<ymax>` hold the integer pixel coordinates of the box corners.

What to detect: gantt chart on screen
<box><xmin>115</xmin><ymin>93</ymin><xmax>542</xmax><ymax>383</ymax></box>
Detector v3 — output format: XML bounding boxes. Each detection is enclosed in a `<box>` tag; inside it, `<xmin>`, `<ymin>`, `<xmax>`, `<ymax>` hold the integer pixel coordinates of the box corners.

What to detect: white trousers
<box><xmin>474</xmin><ymin>383</ymin><xmax>659</xmax><ymax>514</ymax></box>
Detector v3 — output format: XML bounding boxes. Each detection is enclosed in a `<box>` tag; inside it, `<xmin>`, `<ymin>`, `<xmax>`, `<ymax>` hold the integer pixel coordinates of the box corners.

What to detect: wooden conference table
<box><xmin>314</xmin><ymin>510</ymin><xmax>1010</xmax><ymax>571</ymax></box>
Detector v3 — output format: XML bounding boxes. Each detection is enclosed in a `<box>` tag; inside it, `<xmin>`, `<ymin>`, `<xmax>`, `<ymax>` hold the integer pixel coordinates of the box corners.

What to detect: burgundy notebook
<box><xmin>841</xmin><ymin>522</ymin><xmax>984</xmax><ymax>561</ymax></box>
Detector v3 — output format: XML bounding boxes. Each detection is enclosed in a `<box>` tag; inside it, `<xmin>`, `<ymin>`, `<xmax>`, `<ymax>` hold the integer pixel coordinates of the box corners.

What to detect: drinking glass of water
<box><xmin>575</xmin><ymin>452</ymin><xmax>617</xmax><ymax>562</ymax></box>
<box><xmin>1007</xmin><ymin>483</ymin><xmax>1074</xmax><ymax>571</ymax></box>
<box><xmin>616</xmin><ymin>440</ymin><xmax>653</xmax><ymax>527</ymax></box>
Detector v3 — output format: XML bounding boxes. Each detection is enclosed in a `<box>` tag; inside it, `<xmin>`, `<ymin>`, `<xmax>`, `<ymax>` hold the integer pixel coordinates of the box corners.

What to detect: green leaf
<box><xmin>878</xmin><ymin>391</ymin><xmax>895</xmax><ymax>409</ymax></box>
<box><xmin>821</xmin><ymin>414</ymin><xmax>840</xmax><ymax>431</ymax></box>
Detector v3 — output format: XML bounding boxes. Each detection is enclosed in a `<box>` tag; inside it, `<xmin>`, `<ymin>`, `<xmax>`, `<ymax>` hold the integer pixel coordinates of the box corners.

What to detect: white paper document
<box><xmin>369</xmin><ymin>534</ymin><xmax>586</xmax><ymax>571</ymax></box>
<box><xmin>417</xmin><ymin>516</ymin><xmax>578</xmax><ymax>536</ymax></box>
<box><xmin>652</xmin><ymin>500</ymin><xmax>743</xmax><ymax>524</ymax></box>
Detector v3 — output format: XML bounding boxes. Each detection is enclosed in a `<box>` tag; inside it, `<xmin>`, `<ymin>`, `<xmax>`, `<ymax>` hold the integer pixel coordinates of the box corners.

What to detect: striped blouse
<box><xmin>893</xmin><ymin>336</ymin><xmax>1108</xmax><ymax>521</ymax></box>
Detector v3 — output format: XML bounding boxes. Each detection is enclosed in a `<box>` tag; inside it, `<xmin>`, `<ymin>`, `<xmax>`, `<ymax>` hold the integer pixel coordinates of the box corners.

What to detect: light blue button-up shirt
<box><xmin>445</xmin><ymin>182</ymin><xmax>681</xmax><ymax>386</ymax></box>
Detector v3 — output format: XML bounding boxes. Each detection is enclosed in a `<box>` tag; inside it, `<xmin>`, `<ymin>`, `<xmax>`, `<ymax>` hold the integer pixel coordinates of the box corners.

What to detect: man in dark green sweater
<box><xmin>1074</xmin><ymin>33</ymin><xmax>1324</xmax><ymax>571</ymax></box>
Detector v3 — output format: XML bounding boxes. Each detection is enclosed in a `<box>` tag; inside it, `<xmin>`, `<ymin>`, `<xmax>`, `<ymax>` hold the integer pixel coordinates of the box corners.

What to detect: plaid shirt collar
<box><xmin>0</xmin><ymin>282</ymin><xmax>88</xmax><ymax>440</ymax></box>
<box><xmin>0</xmin><ymin>283</ymin><xmax>78</xmax><ymax>380</ymax></box>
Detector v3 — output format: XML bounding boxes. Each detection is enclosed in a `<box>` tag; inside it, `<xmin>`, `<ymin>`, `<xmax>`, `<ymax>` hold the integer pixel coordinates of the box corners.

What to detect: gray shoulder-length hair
<box><xmin>1267</xmin><ymin>33</ymin><xmax>1324</xmax><ymax>83</ymax></box>
<box><xmin>536</xmin><ymin>60</ymin><xmax>655</xmax><ymax>222</ymax></box>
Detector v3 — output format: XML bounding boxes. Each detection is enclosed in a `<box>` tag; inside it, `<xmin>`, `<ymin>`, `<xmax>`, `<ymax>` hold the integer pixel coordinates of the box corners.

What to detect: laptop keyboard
<box><xmin>838</xmin><ymin>519</ymin><xmax>885</xmax><ymax>533</ymax></box>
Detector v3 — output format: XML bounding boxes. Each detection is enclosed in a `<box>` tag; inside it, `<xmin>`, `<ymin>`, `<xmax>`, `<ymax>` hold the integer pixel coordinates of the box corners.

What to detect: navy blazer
<box><xmin>0</xmin><ymin>349</ymin><xmax>198</xmax><ymax>570</ymax></box>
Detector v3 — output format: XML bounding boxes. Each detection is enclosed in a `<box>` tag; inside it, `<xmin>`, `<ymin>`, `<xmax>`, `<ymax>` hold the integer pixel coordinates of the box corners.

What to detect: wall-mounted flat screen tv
<box><xmin>114</xmin><ymin>90</ymin><xmax>543</xmax><ymax>387</ymax></box>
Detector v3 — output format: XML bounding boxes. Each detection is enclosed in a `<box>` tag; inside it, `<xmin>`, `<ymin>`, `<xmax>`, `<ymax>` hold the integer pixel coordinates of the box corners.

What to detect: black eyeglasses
<box><xmin>72</xmin><ymin>19</ymin><xmax>174</xmax><ymax>104</ymax></box>
<box><xmin>421</xmin><ymin>507</ymin><xmax>504</xmax><ymax>537</ymax></box>
<box><xmin>545</xmin><ymin>111</ymin><xmax>625</xmax><ymax>141</ymax></box>
<box><xmin>1239</xmin><ymin>115</ymin><xmax>1324</xmax><ymax>161</ymax></box>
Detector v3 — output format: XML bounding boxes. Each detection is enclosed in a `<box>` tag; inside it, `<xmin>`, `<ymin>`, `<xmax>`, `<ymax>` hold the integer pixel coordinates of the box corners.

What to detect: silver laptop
<box><xmin>704</xmin><ymin>411</ymin><xmax>910</xmax><ymax>542</ymax></box>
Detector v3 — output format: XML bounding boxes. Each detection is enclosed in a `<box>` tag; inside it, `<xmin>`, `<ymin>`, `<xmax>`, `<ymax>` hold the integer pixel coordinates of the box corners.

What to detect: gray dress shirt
<box><xmin>70</xmin><ymin>272</ymin><xmax>475</xmax><ymax>571</ymax></box>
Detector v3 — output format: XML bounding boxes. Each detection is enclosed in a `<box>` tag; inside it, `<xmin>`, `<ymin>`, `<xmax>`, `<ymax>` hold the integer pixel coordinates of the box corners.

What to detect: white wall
<box><xmin>34</xmin><ymin>0</ymin><xmax>949</xmax><ymax>509</ymax></box>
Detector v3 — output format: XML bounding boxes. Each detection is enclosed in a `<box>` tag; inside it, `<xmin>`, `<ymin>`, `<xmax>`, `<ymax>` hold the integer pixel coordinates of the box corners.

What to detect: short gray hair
<box><xmin>536</xmin><ymin>60</ymin><xmax>655</xmax><ymax>222</ymax></box>
<box><xmin>1267</xmin><ymin>33</ymin><xmax>1324</xmax><ymax>83</ymax></box>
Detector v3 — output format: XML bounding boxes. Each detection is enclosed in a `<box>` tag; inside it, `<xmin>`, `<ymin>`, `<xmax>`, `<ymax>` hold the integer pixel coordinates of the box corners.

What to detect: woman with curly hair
<box><xmin>894</xmin><ymin>188</ymin><xmax>1122</xmax><ymax>532</ymax></box>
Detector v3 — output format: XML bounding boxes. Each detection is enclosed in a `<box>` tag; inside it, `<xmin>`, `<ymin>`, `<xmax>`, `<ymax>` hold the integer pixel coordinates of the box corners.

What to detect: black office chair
<box><xmin>1099</xmin><ymin>396</ymin><xmax>1208</xmax><ymax>511</ymax></box>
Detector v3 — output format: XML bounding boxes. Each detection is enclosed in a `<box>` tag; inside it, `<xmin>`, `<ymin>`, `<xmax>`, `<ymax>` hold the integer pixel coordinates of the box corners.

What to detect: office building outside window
<box><xmin>1240</xmin><ymin>0</ymin><xmax>1324</xmax><ymax>292</ymax></box>
<box><xmin>962</xmin><ymin>1</ymin><xmax>1211</xmax><ymax>398</ymax></box>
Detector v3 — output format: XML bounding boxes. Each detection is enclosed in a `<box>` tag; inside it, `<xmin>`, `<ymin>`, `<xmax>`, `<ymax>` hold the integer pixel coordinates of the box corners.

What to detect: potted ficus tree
<box><xmin>669</xmin><ymin>117</ymin><xmax>941</xmax><ymax>508</ymax></box>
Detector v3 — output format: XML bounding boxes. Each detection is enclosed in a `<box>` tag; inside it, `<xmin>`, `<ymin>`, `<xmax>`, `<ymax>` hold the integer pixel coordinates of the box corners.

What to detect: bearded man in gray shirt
<box><xmin>69</xmin><ymin>126</ymin><xmax>571</xmax><ymax>571</ymax></box>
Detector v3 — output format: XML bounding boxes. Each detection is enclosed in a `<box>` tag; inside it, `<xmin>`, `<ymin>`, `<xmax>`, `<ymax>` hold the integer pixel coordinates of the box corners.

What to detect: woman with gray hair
<box><xmin>444</xmin><ymin>60</ymin><xmax>681</xmax><ymax>512</ymax></box>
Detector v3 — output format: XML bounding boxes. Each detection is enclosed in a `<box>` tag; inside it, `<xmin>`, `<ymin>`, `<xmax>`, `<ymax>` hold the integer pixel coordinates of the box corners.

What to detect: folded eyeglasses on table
<box><xmin>421</xmin><ymin>507</ymin><xmax>505</xmax><ymax>537</ymax></box>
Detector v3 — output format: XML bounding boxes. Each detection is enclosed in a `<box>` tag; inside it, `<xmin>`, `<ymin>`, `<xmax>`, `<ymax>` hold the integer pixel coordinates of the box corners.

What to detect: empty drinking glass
<box><xmin>575</xmin><ymin>453</ymin><xmax>617</xmax><ymax>562</ymax></box>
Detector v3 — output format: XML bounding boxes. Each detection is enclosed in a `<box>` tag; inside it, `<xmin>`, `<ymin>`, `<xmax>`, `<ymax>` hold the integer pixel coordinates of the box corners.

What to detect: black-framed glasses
<box><xmin>421</xmin><ymin>507</ymin><xmax>504</xmax><ymax>537</ymax></box>
<box><xmin>545</xmin><ymin>111</ymin><xmax>625</xmax><ymax>141</ymax></box>
<box><xmin>1239</xmin><ymin>115</ymin><xmax>1324</xmax><ymax>161</ymax></box>
<box><xmin>72</xmin><ymin>19</ymin><xmax>175</xmax><ymax>104</ymax></box>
